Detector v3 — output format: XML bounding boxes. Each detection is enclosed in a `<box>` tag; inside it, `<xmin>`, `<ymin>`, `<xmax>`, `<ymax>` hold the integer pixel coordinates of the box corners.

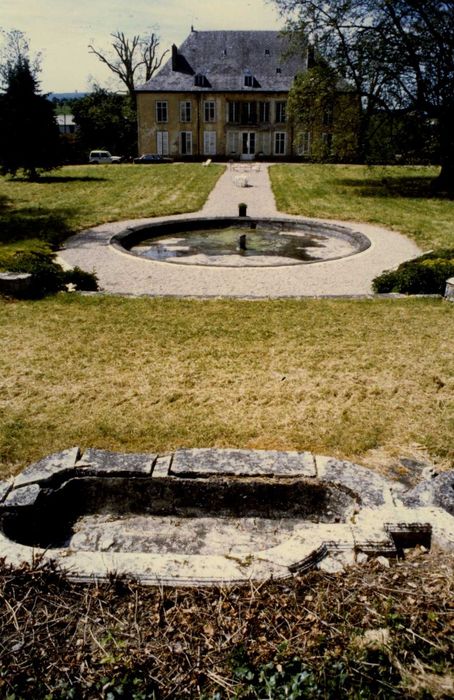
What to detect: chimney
<box><xmin>307</xmin><ymin>44</ymin><xmax>315</xmax><ymax>69</ymax></box>
<box><xmin>171</xmin><ymin>44</ymin><xmax>178</xmax><ymax>71</ymax></box>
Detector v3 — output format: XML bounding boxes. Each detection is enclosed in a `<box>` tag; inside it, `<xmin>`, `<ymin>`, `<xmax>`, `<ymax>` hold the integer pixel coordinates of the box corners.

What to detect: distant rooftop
<box><xmin>137</xmin><ymin>30</ymin><xmax>307</xmax><ymax>93</ymax></box>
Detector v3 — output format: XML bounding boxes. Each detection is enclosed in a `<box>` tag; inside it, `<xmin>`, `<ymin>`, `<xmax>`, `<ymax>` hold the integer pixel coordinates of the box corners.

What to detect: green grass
<box><xmin>270</xmin><ymin>164</ymin><xmax>454</xmax><ymax>250</ymax></box>
<box><xmin>0</xmin><ymin>163</ymin><xmax>224</xmax><ymax>257</ymax></box>
<box><xmin>1</xmin><ymin>295</ymin><xmax>452</xmax><ymax>479</ymax></box>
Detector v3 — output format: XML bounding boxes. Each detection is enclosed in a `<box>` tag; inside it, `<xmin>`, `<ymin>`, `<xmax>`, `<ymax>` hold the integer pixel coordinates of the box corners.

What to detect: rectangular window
<box><xmin>323</xmin><ymin>106</ymin><xmax>334</xmax><ymax>127</ymax></box>
<box><xmin>204</xmin><ymin>100</ymin><xmax>216</xmax><ymax>122</ymax></box>
<box><xmin>274</xmin><ymin>132</ymin><xmax>287</xmax><ymax>155</ymax></box>
<box><xmin>156</xmin><ymin>101</ymin><xmax>168</xmax><ymax>123</ymax></box>
<box><xmin>258</xmin><ymin>102</ymin><xmax>270</xmax><ymax>123</ymax></box>
<box><xmin>180</xmin><ymin>101</ymin><xmax>192</xmax><ymax>122</ymax></box>
<box><xmin>297</xmin><ymin>131</ymin><xmax>311</xmax><ymax>156</ymax></box>
<box><xmin>227</xmin><ymin>101</ymin><xmax>239</xmax><ymax>123</ymax></box>
<box><xmin>180</xmin><ymin>131</ymin><xmax>192</xmax><ymax>155</ymax></box>
<box><xmin>275</xmin><ymin>101</ymin><xmax>286</xmax><ymax>123</ymax></box>
<box><xmin>203</xmin><ymin>131</ymin><xmax>216</xmax><ymax>155</ymax></box>
<box><xmin>241</xmin><ymin>102</ymin><xmax>257</xmax><ymax>124</ymax></box>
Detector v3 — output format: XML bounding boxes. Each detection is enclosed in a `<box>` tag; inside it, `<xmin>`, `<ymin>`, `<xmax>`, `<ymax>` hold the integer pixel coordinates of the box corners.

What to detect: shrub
<box><xmin>0</xmin><ymin>250</ymin><xmax>98</xmax><ymax>297</ymax></box>
<box><xmin>373</xmin><ymin>248</ymin><xmax>454</xmax><ymax>294</ymax></box>
<box><xmin>64</xmin><ymin>266</ymin><xmax>99</xmax><ymax>291</ymax></box>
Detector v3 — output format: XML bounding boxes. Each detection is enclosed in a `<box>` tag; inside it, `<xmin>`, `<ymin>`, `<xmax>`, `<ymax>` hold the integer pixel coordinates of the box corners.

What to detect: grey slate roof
<box><xmin>136</xmin><ymin>30</ymin><xmax>307</xmax><ymax>93</ymax></box>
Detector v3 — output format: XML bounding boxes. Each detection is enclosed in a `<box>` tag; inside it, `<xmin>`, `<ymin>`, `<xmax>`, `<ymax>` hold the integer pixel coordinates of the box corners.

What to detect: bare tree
<box><xmin>0</xmin><ymin>29</ymin><xmax>41</xmax><ymax>89</ymax></box>
<box><xmin>89</xmin><ymin>31</ymin><xmax>168</xmax><ymax>106</ymax></box>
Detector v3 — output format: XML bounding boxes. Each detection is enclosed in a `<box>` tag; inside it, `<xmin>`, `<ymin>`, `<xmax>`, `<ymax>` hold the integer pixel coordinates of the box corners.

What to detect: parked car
<box><xmin>133</xmin><ymin>154</ymin><xmax>174</xmax><ymax>164</ymax></box>
<box><xmin>89</xmin><ymin>150</ymin><xmax>123</xmax><ymax>164</ymax></box>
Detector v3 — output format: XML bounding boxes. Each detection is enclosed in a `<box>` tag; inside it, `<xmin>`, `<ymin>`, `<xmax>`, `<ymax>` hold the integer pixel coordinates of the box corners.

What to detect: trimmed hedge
<box><xmin>373</xmin><ymin>248</ymin><xmax>454</xmax><ymax>295</ymax></box>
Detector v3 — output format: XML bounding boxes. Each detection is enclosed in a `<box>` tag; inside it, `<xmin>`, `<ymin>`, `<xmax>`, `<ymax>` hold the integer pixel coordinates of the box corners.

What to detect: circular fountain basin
<box><xmin>112</xmin><ymin>217</ymin><xmax>371</xmax><ymax>268</ymax></box>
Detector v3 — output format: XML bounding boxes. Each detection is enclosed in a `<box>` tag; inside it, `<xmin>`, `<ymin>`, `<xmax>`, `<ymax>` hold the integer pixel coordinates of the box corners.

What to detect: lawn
<box><xmin>1</xmin><ymin>295</ymin><xmax>452</xmax><ymax>480</ymax></box>
<box><xmin>0</xmin><ymin>163</ymin><xmax>224</xmax><ymax>257</ymax></box>
<box><xmin>1</xmin><ymin>164</ymin><xmax>453</xmax><ymax>698</ymax></box>
<box><xmin>270</xmin><ymin>164</ymin><xmax>454</xmax><ymax>250</ymax></box>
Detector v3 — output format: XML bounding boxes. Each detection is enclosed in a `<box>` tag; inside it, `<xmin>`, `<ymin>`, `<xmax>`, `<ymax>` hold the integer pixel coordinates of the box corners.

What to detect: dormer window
<box><xmin>194</xmin><ymin>73</ymin><xmax>209</xmax><ymax>87</ymax></box>
<box><xmin>276</xmin><ymin>67</ymin><xmax>282</xmax><ymax>74</ymax></box>
<box><xmin>244</xmin><ymin>74</ymin><xmax>254</xmax><ymax>87</ymax></box>
<box><xmin>265</xmin><ymin>49</ymin><xmax>270</xmax><ymax>55</ymax></box>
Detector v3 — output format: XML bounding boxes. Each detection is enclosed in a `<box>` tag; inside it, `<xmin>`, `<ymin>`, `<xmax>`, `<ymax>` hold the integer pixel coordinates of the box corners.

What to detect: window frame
<box><xmin>180</xmin><ymin>100</ymin><xmax>192</xmax><ymax>123</ymax></box>
<box><xmin>274</xmin><ymin>131</ymin><xmax>287</xmax><ymax>155</ymax></box>
<box><xmin>203</xmin><ymin>100</ymin><xmax>216</xmax><ymax>122</ymax></box>
<box><xmin>156</xmin><ymin>100</ymin><xmax>168</xmax><ymax>123</ymax></box>
<box><xmin>275</xmin><ymin>101</ymin><xmax>286</xmax><ymax>123</ymax></box>
<box><xmin>179</xmin><ymin>131</ymin><xmax>193</xmax><ymax>155</ymax></box>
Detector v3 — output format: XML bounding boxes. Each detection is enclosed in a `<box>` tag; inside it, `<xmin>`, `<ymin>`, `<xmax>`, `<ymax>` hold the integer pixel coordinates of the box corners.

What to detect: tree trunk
<box><xmin>432</xmin><ymin>113</ymin><xmax>454</xmax><ymax>195</ymax></box>
<box><xmin>433</xmin><ymin>162</ymin><xmax>454</xmax><ymax>195</ymax></box>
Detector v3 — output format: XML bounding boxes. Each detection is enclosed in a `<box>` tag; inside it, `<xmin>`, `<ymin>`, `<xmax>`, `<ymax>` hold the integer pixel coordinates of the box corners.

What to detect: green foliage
<box><xmin>373</xmin><ymin>248</ymin><xmax>454</xmax><ymax>294</ymax></box>
<box><xmin>64</xmin><ymin>266</ymin><xmax>99</xmax><ymax>291</ymax></box>
<box><xmin>229</xmin><ymin>648</ymin><xmax>403</xmax><ymax>699</ymax></box>
<box><xmin>0</xmin><ymin>249</ymin><xmax>98</xmax><ymax>297</ymax></box>
<box><xmin>72</xmin><ymin>88</ymin><xmax>137</xmax><ymax>158</ymax></box>
<box><xmin>0</xmin><ymin>56</ymin><xmax>61</xmax><ymax>178</ymax></box>
<box><xmin>288</xmin><ymin>64</ymin><xmax>359</xmax><ymax>162</ymax></box>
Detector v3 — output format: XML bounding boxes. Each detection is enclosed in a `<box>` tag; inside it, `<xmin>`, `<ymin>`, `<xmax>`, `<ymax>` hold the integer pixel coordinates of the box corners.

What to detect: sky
<box><xmin>1</xmin><ymin>0</ymin><xmax>285</xmax><ymax>93</ymax></box>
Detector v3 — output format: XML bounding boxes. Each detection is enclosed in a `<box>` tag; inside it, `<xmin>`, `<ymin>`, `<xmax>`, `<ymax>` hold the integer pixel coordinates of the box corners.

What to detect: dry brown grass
<box><xmin>0</xmin><ymin>548</ymin><xmax>452</xmax><ymax>698</ymax></box>
<box><xmin>1</xmin><ymin>295</ymin><xmax>452</xmax><ymax>479</ymax></box>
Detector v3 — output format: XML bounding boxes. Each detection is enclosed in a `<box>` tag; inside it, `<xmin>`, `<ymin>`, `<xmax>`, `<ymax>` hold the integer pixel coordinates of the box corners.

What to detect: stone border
<box><xmin>111</xmin><ymin>216</ymin><xmax>371</xmax><ymax>268</ymax></box>
<box><xmin>1</xmin><ymin>448</ymin><xmax>452</xmax><ymax>585</ymax></box>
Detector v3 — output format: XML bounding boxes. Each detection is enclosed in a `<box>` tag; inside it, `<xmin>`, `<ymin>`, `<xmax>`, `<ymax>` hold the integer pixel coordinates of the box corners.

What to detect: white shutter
<box><xmin>157</xmin><ymin>131</ymin><xmax>169</xmax><ymax>155</ymax></box>
<box><xmin>227</xmin><ymin>131</ymin><xmax>238</xmax><ymax>154</ymax></box>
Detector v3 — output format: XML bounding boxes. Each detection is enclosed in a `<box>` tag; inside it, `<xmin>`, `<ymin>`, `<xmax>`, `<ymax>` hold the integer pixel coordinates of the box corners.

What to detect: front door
<box><xmin>242</xmin><ymin>132</ymin><xmax>256</xmax><ymax>156</ymax></box>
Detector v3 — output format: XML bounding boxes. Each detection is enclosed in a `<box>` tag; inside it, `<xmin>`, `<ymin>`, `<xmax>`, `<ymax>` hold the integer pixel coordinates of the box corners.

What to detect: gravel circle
<box><xmin>58</xmin><ymin>164</ymin><xmax>421</xmax><ymax>298</ymax></box>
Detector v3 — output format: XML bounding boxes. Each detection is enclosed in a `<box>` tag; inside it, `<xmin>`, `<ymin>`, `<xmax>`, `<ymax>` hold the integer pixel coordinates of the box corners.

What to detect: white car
<box><xmin>89</xmin><ymin>150</ymin><xmax>123</xmax><ymax>164</ymax></box>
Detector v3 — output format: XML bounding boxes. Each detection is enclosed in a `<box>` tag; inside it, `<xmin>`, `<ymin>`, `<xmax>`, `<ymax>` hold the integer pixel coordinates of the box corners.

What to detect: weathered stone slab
<box><xmin>0</xmin><ymin>480</ymin><xmax>13</xmax><ymax>503</ymax></box>
<box><xmin>444</xmin><ymin>277</ymin><xmax>454</xmax><ymax>301</ymax></box>
<box><xmin>170</xmin><ymin>448</ymin><xmax>316</xmax><ymax>477</ymax></box>
<box><xmin>315</xmin><ymin>456</ymin><xmax>387</xmax><ymax>507</ymax></box>
<box><xmin>3</xmin><ymin>484</ymin><xmax>40</xmax><ymax>508</ymax></box>
<box><xmin>14</xmin><ymin>447</ymin><xmax>81</xmax><ymax>487</ymax></box>
<box><xmin>0</xmin><ymin>271</ymin><xmax>33</xmax><ymax>298</ymax></box>
<box><xmin>77</xmin><ymin>448</ymin><xmax>156</xmax><ymax>475</ymax></box>
<box><xmin>400</xmin><ymin>471</ymin><xmax>454</xmax><ymax>515</ymax></box>
<box><xmin>152</xmin><ymin>455</ymin><xmax>172</xmax><ymax>478</ymax></box>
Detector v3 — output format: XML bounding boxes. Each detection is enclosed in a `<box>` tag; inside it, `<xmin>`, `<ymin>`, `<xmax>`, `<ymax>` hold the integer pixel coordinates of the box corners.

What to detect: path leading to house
<box><xmin>59</xmin><ymin>164</ymin><xmax>421</xmax><ymax>297</ymax></box>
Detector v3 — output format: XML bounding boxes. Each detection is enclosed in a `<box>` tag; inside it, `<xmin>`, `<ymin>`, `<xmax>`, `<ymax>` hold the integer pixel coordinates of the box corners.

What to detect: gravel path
<box><xmin>59</xmin><ymin>164</ymin><xmax>421</xmax><ymax>298</ymax></box>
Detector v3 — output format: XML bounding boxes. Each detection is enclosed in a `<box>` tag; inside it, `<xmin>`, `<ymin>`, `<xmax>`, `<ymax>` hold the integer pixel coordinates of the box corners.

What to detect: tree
<box><xmin>0</xmin><ymin>29</ymin><xmax>41</xmax><ymax>87</ymax></box>
<box><xmin>0</xmin><ymin>37</ymin><xmax>61</xmax><ymax>179</ymax></box>
<box><xmin>288</xmin><ymin>61</ymin><xmax>360</xmax><ymax>161</ymax></box>
<box><xmin>88</xmin><ymin>31</ymin><xmax>168</xmax><ymax>106</ymax></box>
<box><xmin>273</xmin><ymin>0</ymin><xmax>454</xmax><ymax>191</ymax></box>
<box><xmin>72</xmin><ymin>87</ymin><xmax>137</xmax><ymax>157</ymax></box>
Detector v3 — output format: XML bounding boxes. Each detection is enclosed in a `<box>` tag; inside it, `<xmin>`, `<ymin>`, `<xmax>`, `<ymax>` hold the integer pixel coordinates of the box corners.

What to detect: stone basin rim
<box><xmin>1</xmin><ymin>447</ymin><xmax>452</xmax><ymax>586</ymax></box>
<box><xmin>110</xmin><ymin>216</ymin><xmax>372</xmax><ymax>268</ymax></box>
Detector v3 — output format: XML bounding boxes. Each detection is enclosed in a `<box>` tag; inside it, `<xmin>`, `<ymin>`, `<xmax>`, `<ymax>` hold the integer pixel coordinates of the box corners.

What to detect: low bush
<box><xmin>0</xmin><ymin>249</ymin><xmax>98</xmax><ymax>297</ymax></box>
<box><xmin>373</xmin><ymin>248</ymin><xmax>454</xmax><ymax>294</ymax></box>
<box><xmin>64</xmin><ymin>265</ymin><xmax>99</xmax><ymax>291</ymax></box>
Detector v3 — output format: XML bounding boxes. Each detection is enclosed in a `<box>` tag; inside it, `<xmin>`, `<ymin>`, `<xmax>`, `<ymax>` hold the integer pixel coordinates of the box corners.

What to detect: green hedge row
<box><xmin>373</xmin><ymin>248</ymin><xmax>454</xmax><ymax>294</ymax></box>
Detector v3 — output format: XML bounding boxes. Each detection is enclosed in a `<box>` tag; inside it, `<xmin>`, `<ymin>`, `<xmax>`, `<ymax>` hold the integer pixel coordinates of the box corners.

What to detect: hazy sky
<box><xmin>1</xmin><ymin>0</ymin><xmax>284</xmax><ymax>93</ymax></box>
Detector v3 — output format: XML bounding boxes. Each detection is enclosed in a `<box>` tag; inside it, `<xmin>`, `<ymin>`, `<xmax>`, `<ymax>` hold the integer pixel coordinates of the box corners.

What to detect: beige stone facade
<box><xmin>137</xmin><ymin>90</ymin><xmax>298</xmax><ymax>159</ymax></box>
<box><xmin>135</xmin><ymin>30</ymin><xmax>309</xmax><ymax>160</ymax></box>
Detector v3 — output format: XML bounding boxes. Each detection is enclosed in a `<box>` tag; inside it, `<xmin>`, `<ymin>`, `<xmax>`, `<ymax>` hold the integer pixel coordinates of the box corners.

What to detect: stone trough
<box><xmin>1</xmin><ymin>448</ymin><xmax>453</xmax><ymax>585</ymax></box>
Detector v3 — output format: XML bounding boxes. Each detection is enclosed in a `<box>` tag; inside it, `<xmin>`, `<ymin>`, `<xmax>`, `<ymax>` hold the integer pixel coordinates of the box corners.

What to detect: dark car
<box><xmin>133</xmin><ymin>154</ymin><xmax>174</xmax><ymax>164</ymax></box>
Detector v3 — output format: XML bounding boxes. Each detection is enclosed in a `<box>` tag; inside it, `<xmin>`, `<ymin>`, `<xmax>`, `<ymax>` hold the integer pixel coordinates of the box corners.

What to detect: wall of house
<box><xmin>136</xmin><ymin>91</ymin><xmax>294</xmax><ymax>159</ymax></box>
